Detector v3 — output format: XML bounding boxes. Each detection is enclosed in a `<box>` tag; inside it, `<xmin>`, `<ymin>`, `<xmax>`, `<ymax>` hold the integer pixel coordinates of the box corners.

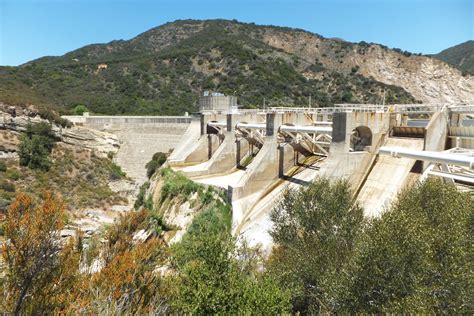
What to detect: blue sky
<box><xmin>0</xmin><ymin>0</ymin><xmax>472</xmax><ymax>66</ymax></box>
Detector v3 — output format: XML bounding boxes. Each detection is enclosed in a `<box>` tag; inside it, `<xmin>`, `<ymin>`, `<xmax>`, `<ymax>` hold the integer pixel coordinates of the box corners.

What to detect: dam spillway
<box><xmin>64</xmin><ymin>104</ymin><xmax>474</xmax><ymax>252</ymax></box>
<box><xmin>169</xmin><ymin>103</ymin><xmax>474</xmax><ymax>251</ymax></box>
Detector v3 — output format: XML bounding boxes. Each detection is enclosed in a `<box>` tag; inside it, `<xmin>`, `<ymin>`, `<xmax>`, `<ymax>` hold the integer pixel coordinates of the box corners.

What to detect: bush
<box><xmin>72</xmin><ymin>104</ymin><xmax>89</xmax><ymax>115</ymax></box>
<box><xmin>346</xmin><ymin>178</ymin><xmax>472</xmax><ymax>313</ymax></box>
<box><xmin>0</xmin><ymin>197</ymin><xmax>11</xmax><ymax>210</ymax></box>
<box><xmin>170</xmin><ymin>198</ymin><xmax>290</xmax><ymax>314</ymax></box>
<box><xmin>134</xmin><ymin>181</ymin><xmax>150</xmax><ymax>210</ymax></box>
<box><xmin>109</xmin><ymin>163</ymin><xmax>125</xmax><ymax>180</ymax></box>
<box><xmin>2</xmin><ymin>193</ymin><xmax>80</xmax><ymax>314</ymax></box>
<box><xmin>145</xmin><ymin>152</ymin><xmax>167</xmax><ymax>178</ymax></box>
<box><xmin>159</xmin><ymin>168</ymin><xmax>200</xmax><ymax>202</ymax></box>
<box><xmin>145</xmin><ymin>160</ymin><xmax>159</xmax><ymax>179</ymax></box>
<box><xmin>268</xmin><ymin>178</ymin><xmax>364</xmax><ymax>314</ymax></box>
<box><xmin>0</xmin><ymin>180</ymin><xmax>16</xmax><ymax>193</ymax></box>
<box><xmin>0</xmin><ymin>161</ymin><xmax>7</xmax><ymax>172</ymax></box>
<box><xmin>6</xmin><ymin>169</ymin><xmax>20</xmax><ymax>180</ymax></box>
<box><xmin>18</xmin><ymin>122</ymin><xmax>56</xmax><ymax>171</ymax></box>
<box><xmin>37</xmin><ymin>108</ymin><xmax>71</xmax><ymax>128</ymax></box>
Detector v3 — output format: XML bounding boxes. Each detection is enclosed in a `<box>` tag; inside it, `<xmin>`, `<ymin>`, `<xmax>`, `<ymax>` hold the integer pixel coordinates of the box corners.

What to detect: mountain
<box><xmin>0</xmin><ymin>19</ymin><xmax>472</xmax><ymax>115</ymax></box>
<box><xmin>433</xmin><ymin>40</ymin><xmax>474</xmax><ymax>75</ymax></box>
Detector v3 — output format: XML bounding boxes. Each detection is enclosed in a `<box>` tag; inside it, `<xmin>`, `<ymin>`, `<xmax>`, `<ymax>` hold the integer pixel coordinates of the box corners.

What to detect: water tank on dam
<box><xmin>199</xmin><ymin>91</ymin><xmax>238</xmax><ymax>113</ymax></box>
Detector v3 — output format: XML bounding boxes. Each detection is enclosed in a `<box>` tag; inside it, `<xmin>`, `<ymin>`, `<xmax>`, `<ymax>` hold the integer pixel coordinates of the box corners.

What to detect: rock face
<box><xmin>0</xmin><ymin>106</ymin><xmax>119</xmax><ymax>158</ymax></box>
<box><xmin>355</xmin><ymin>46</ymin><xmax>474</xmax><ymax>104</ymax></box>
<box><xmin>61</xmin><ymin>127</ymin><xmax>119</xmax><ymax>157</ymax></box>
<box><xmin>261</xmin><ymin>28</ymin><xmax>474</xmax><ymax>104</ymax></box>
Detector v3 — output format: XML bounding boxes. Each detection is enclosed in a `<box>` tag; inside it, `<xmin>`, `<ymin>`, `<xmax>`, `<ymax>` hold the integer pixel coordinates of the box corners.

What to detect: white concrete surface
<box><xmin>358</xmin><ymin>137</ymin><xmax>424</xmax><ymax>217</ymax></box>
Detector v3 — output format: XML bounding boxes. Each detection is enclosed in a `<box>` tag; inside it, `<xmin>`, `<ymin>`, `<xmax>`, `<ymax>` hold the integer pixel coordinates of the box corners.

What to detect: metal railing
<box><xmin>226</xmin><ymin>103</ymin><xmax>474</xmax><ymax>115</ymax></box>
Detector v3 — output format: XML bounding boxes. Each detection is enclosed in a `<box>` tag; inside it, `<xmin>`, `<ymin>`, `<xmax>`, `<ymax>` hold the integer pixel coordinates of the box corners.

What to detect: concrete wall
<box><xmin>168</xmin><ymin>119</ymin><xmax>202</xmax><ymax>164</ymax></box>
<box><xmin>64</xmin><ymin>115</ymin><xmax>191</xmax><ymax>125</ymax></box>
<box><xmin>424</xmin><ymin>111</ymin><xmax>448</xmax><ymax>152</ymax></box>
<box><xmin>63</xmin><ymin>115</ymin><xmax>191</xmax><ymax>184</ymax></box>
<box><xmin>319</xmin><ymin>112</ymin><xmax>390</xmax><ymax>191</ymax></box>
<box><xmin>423</xmin><ymin>111</ymin><xmax>448</xmax><ymax>170</ymax></box>
<box><xmin>357</xmin><ymin>137</ymin><xmax>424</xmax><ymax>217</ymax></box>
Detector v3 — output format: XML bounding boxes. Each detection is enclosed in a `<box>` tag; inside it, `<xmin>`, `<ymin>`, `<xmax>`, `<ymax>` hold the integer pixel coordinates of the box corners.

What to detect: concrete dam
<box><xmin>66</xmin><ymin>104</ymin><xmax>474</xmax><ymax>251</ymax></box>
<box><xmin>167</xmin><ymin>104</ymin><xmax>474</xmax><ymax>250</ymax></box>
<box><xmin>63</xmin><ymin>115</ymin><xmax>191</xmax><ymax>183</ymax></box>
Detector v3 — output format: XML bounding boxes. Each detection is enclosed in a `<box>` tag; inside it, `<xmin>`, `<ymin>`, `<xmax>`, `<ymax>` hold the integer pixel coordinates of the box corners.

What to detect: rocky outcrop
<box><xmin>61</xmin><ymin>127</ymin><xmax>119</xmax><ymax>157</ymax></box>
<box><xmin>0</xmin><ymin>105</ymin><xmax>119</xmax><ymax>158</ymax></box>
<box><xmin>261</xmin><ymin>29</ymin><xmax>474</xmax><ymax>104</ymax></box>
<box><xmin>354</xmin><ymin>46</ymin><xmax>474</xmax><ymax>104</ymax></box>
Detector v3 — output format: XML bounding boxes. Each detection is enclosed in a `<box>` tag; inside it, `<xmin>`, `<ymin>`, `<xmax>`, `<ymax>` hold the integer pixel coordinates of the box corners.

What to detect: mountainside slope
<box><xmin>433</xmin><ymin>40</ymin><xmax>474</xmax><ymax>76</ymax></box>
<box><xmin>0</xmin><ymin>19</ymin><xmax>472</xmax><ymax>115</ymax></box>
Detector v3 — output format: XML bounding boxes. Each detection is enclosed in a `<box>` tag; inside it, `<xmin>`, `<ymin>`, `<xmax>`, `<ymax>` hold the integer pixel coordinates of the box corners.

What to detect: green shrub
<box><xmin>134</xmin><ymin>181</ymin><xmax>150</xmax><ymax>210</ymax></box>
<box><xmin>199</xmin><ymin>186</ymin><xmax>215</xmax><ymax>206</ymax></box>
<box><xmin>6</xmin><ymin>169</ymin><xmax>20</xmax><ymax>180</ymax></box>
<box><xmin>145</xmin><ymin>160</ymin><xmax>159</xmax><ymax>179</ymax></box>
<box><xmin>170</xmin><ymin>197</ymin><xmax>290</xmax><ymax>314</ymax></box>
<box><xmin>268</xmin><ymin>178</ymin><xmax>364</xmax><ymax>314</ymax></box>
<box><xmin>37</xmin><ymin>108</ymin><xmax>71</xmax><ymax>127</ymax></box>
<box><xmin>0</xmin><ymin>180</ymin><xmax>16</xmax><ymax>193</ymax></box>
<box><xmin>72</xmin><ymin>104</ymin><xmax>89</xmax><ymax>115</ymax></box>
<box><xmin>148</xmin><ymin>211</ymin><xmax>172</xmax><ymax>235</ymax></box>
<box><xmin>18</xmin><ymin>122</ymin><xmax>56</xmax><ymax>171</ymax></box>
<box><xmin>0</xmin><ymin>161</ymin><xmax>7</xmax><ymax>172</ymax></box>
<box><xmin>109</xmin><ymin>163</ymin><xmax>125</xmax><ymax>180</ymax></box>
<box><xmin>346</xmin><ymin>178</ymin><xmax>472</xmax><ymax>313</ymax></box>
<box><xmin>145</xmin><ymin>152</ymin><xmax>167</xmax><ymax>178</ymax></box>
<box><xmin>159</xmin><ymin>168</ymin><xmax>200</xmax><ymax>202</ymax></box>
<box><xmin>0</xmin><ymin>197</ymin><xmax>10</xmax><ymax>210</ymax></box>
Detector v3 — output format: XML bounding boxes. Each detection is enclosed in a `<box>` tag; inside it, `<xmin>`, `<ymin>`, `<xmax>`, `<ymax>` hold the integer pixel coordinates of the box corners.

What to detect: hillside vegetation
<box><xmin>0</xmin><ymin>19</ymin><xmax>421</xmax><ymax>115</ymax></box>
<box><xmin>433</xmin><ymin>40</ymin><xmax>474</xmax><ymax>75</ymax></box>
<box><xmin>0</xmin><ymin>121</ymin><xmax>128</xmax><ymax>213</ymax></box>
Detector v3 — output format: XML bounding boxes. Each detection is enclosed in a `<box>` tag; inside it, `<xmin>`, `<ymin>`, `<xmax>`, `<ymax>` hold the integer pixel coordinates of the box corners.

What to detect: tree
<box><xmin>170</xmin><ymin>231</ymin><xmax>292</xmax><ymax>314</ymax></box>
<box><xmin>169</xmin><ymin>200</ymin><xmax>291</xmax><ymax>314</ymax></box>
<box><xmin>18</xmin><ymin>122</ymin><xmax>56</xmax><ymax>171</ymax></box>
<box><xmin>81</xmin><ymin>239</ymin><xmax>169</xmax><ymax>314</ymax></box>
<box><xmin>268</xmin><ymin>178</ymin><xmax>365</xmax><ymax>314</ymax></box>
<box><xmin>72</xmin><ymin>105</ymin><xmax>89</xmax><ymax>115</ymax></box>
<box><xmin>62</xmin><ymin>209</ymin><xmax>171</xmax><ymax>314</ymax></box>
<box><xmin>2</xmin><ymin>192</ymin><xmax>80</xmax><ymax>315</ymax></box>
<box><xmin>346</xmin><ymin>178</ymin><xmax>473</xmax><ymax>313</ymax></box>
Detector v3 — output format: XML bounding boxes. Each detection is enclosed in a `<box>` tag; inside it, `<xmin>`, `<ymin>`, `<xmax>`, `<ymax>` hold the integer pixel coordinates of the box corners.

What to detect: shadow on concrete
<box><xmin>297</xmin><ymin>162</ymin><xmax>320</xmax><ymax>171</ymax></box>
<box><xmin>281</xmin><ymin>175</ymin><xmax>312</xmax><ymax>186</ymax></box>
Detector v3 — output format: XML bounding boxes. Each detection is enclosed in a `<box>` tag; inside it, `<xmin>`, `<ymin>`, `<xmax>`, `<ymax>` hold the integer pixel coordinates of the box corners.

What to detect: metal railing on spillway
<box><xmin>224</xmin><ymin>103</ymin><xmax>474</xmax><ymax>115</ymax></box>
<box><xmin>214</xmin><ymin>122</ymin><xmax>333</xmax><ymax>135</ymax></box>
